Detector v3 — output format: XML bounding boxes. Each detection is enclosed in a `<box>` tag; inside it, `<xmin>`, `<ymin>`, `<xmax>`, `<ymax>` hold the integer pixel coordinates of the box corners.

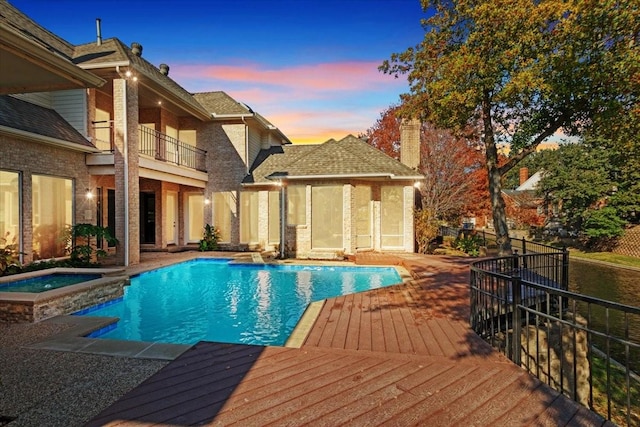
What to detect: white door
<box><xmin>166</xmin><ymin>191</ymin><xmax>178</xmax><ymax>245</ymax></box>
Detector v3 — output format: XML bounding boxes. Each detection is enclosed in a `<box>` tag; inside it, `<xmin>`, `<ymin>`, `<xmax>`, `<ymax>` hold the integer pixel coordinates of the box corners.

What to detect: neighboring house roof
<box><xmin>0</xmin><ymin>95</ymin><xmax>97</xmax><ymax>150</ymax></box>
<box><xmin>502</xmin><ymin>189</ymin><xmax>540</xmax><ymax>209</ymax></box>
<box><xmin>73</xmin><ymin>38</ymin><xmax>210</xmax><ymax>120</ymax></box>
<box><xmin>244</xmin><ymin>135</ymin><xmax>424</xmax><ymax>184</ymax></box>
<box><xmin>516</xmin><ymin>170</ymin><xmax>543</xmax><ymax>191</ymax></box>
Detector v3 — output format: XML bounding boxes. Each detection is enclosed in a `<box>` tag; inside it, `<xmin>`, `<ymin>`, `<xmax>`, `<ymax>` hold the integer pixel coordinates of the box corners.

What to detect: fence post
<box><xmin>511</xmin><ymin>274</ymin><xmax>522</xmax><ymax>365</ymax></box>
<box><xmin>522</xmin><ymin>237</ymin><xmax>527</xmax><ymax>255</ymax></box>
<box><xmin>562</xmin><ymin>246</ymin><xmax>569</xmax><ymax>290</ymax></box>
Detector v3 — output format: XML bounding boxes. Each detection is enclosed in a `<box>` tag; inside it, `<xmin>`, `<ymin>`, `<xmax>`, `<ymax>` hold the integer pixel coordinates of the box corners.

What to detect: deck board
<box><xmin>86</xmin><ymin>254</ymin><xmax>607</xmax><ymax>427</ymax></box>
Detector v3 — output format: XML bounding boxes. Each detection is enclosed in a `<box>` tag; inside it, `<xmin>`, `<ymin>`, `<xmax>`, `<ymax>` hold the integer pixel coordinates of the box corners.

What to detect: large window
<box><xmin>0</xmin><ymin>170</ymin><xmax>20</xmax><ymax>250</ymax></box>
<box><xmin>287</xmin><ymin>185</ymin><xmax>306</xmax><ymax>225</ymax></box>
<box><xmin>186</xmin><ymin>194</ymin><xmax>204</xmax><ymax>243</ymax></box>
<box><xmin>311</xmin><ymin>185</ymin><xmax>343</xmax><ymax>249</ymax></box>
<box><xmin>268</xmin><ymin>190</ymin><xmax>280</xmax><ymax>244</ymax></box>
<box><xmin>240</xmin><ymin>191</ymin><xmax>258</xmax><ymax>243</ymax></box>
<box><xmin>32</xmin><ymin>175</ymin><xmax>73</xmax><ymax>259</ymax></box>
<box><xmin>354</xmin><ymin>185</ymin><xmax>372</xmax><ymax>248</ymax></box>
<box><xmin>381</xmin><ymin>186</ymin><xmax>404</xmax><ymax>248</ymax></box>
<box><xmin>213</xmin><ymin>191</ymin><xmax>233</xmax><ymax>243</ymax></box>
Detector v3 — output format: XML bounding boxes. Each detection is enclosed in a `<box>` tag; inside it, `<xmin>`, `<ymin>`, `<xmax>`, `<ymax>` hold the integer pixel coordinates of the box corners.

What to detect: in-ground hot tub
<box><xmin>0</xmin><ymin>268</ymin><xmax>128</xmax><ymax>323</ymax></box>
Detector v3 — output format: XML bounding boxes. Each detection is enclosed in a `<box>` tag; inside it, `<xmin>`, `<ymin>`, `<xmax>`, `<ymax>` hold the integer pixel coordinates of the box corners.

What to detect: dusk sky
<box><xmin>11</xmin><ymin>0</ymin><xmax>429</xmax><ymax>144</ymax></box>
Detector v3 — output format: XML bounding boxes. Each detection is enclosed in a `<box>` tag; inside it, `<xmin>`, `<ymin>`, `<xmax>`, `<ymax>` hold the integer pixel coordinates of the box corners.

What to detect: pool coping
<box><xmin>26</xmin><ymin>254</ymin><xmax>413</xmax><ymax>360</ymax></box>
<box><xmin>26</xmin><ymin>315</ymin><xmax>191</xmax><ymax>361</ymax></box>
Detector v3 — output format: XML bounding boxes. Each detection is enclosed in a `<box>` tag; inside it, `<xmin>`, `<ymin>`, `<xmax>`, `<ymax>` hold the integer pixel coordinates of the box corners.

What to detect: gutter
<box><xmin>267</xmin><ymin>173</ymin><xmax>425</xmax><ymax>181</ymax></box>
<box><xmin>78</xmin><ymin>61</ymin><xmax>130</xmax><ymax>70</ymax></box>
<box><xmin>0</xmin><ymin>125</ymin><xmax>101</xmax><ymax>153</ymax></box>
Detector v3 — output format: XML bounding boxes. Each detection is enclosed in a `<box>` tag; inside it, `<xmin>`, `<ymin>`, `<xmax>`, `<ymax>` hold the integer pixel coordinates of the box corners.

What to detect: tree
<box><xmin>358</xmin><ymin>105</ymin><xmax>402</xmax><ymax>159</ymax></box>
<box><xmin>418</xmin><ymin>122</ymin><xmax>483</xmax><ymax>222</ymax></box>
<box><xmin>380</xmin><ymin>0</ymin><xmax>640</xmax><ymax>255</ymax></box>
<box><xmin>363</xmin><ymin>104</ymin><xmax>486</xmax><ymax>252</ymax></box>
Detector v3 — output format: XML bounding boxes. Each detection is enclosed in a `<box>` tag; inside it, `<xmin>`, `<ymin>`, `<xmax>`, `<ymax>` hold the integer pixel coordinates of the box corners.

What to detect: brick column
<box><xmin>113</xmin><ymin>77</ymin><xmax>140</xmax><ymax>265</ymax></box>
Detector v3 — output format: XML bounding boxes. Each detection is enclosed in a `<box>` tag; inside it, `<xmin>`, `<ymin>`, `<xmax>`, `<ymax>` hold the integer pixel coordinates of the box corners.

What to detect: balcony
<box><xmin>90</xmin><ymin>123</ymin><xmax>207</xmax><ymax>172</ymax></box>
<box><xmin>138</xmin><ymin>125</ymin><xmax>207</xmax><ymax>172</ymax></box>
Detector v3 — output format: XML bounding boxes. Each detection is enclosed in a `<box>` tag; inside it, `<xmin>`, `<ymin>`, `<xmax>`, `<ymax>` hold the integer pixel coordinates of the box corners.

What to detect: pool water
<box><xmin>80</xmin><ymin>259</ymin><xmax>401</xmax><ymax>346</ymax></box>
<box><xmin>0</xmin><ymin>274</ymin><xmax>101</xmax><ymax>293</ymax></box>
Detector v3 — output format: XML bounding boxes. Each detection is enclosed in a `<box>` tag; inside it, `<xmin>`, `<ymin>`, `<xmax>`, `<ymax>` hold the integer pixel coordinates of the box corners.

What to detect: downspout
<box><xmin>241</xmin><ymin>116</ymin><xmax>249</xmax><ymax>174</ymax></box>
<box><xmin>280</xmin><ymin>183</ymin><xmax>286</xmax><ymax>259</ymax></box>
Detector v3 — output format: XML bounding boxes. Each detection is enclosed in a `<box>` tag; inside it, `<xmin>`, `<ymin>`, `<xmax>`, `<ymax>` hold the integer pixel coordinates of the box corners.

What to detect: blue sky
<box><xmin>11</xmin><ymin>0</ymin><xmax>428</xmax><ymax>143</ymax></box>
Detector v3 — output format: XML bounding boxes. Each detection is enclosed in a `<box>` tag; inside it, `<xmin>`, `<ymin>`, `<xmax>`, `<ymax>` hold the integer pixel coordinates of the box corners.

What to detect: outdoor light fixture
<box><xmin>85</xmin><ymin>188</ymin><xmax>94</xmax><ymax>200</ymax></box>
<box><xmin>204</xmin><ymin>197</ymin><xmax>211</xmax><ymax>205</ymax></box>
<box><xmin>413</xmin><ymin>181</ymin><xmax>421</xmax><ymax>188</ymax></box>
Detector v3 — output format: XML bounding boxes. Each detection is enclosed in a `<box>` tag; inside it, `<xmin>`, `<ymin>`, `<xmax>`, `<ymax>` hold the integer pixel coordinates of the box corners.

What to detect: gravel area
<box><xmin>0</xmin><ymin>321</ymin><xmax>167</xmax><ymax>427</ymax></box>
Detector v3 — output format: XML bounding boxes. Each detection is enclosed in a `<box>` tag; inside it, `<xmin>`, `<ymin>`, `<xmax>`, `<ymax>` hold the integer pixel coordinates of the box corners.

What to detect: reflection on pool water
<box><xmin>79</xmin><ymin>259</ymin><xmax>402</xmax><ymax>346</ymax></box>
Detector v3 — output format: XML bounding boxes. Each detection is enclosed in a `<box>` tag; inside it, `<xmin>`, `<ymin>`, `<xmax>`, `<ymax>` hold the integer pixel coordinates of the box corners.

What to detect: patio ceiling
<box><xmin>0</xmin><ymin>24</ymin><xmax>105</xmax><ymax>95</ymax></box>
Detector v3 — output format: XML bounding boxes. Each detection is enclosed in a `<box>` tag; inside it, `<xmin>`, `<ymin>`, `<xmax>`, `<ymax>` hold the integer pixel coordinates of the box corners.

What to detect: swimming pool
<box><xmin>79</xmin><ymin>259</ymin><xmax>402</xmax><ymax>346</ymax></box>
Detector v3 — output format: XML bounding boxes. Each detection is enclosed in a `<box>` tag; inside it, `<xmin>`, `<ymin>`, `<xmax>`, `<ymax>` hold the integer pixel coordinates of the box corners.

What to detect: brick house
<box><xmin>0</xmin><ymin>1</ymin><xmax>422</xmax><ymax>265</ymax></box>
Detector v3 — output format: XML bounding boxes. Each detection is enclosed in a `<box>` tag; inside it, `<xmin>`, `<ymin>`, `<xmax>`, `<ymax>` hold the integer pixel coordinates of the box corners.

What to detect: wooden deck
<box><xmin>86</xmin><ymin>254</ymin><xmax>610</xmax><ymax>426</ymax></box>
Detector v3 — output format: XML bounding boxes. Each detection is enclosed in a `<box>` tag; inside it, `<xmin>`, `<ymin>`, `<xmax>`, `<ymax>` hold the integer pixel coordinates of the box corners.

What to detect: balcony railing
<box><xmin>91</xmin><ymin>121</ymin><xmax>114</xmax><ymax>151</ymax></box>
<box><xmin>138</xmin><ymin>125</ymin><xmax>207</xmax><ymax>172</ymax></box>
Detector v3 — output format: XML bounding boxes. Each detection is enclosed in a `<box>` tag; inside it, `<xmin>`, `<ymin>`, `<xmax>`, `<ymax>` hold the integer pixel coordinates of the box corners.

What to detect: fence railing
<box><xmin>138</xmin><ymin>125</ymin><xmax>207</xmax><ymax>172</ymax></box>
<box><xmin>470</xmin><ymin>252</ymin><xmax>640</xmax><ymax>426</ymax></box>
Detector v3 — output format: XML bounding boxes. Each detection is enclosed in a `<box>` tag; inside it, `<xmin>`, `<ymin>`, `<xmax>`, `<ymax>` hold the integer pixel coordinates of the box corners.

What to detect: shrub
<box><xmin>414</xmin><ymin>208</ymin><xmax>441</xmax><ymax>254</ymax></box>
<box><xmin>199</xmin><ymin>224</ymin><xmax>220</xmax><ymax>251</ymax></box>
<box><xmin>0</xmin><ymin>232</ymin><xmax>21</xmax><ymax>276</ymax></box>
<box><xmin>454</xmin><ymin>232</ymin><xmax>483</xmax><ymax>256</ymax></box>
<box><xmin>581</xmin><ymin>207</ymin><xmax>626</xmax><ymax>250</ymax></box>
<box><xmin>65</xmin><ymin>223</ymin><xmax>117</xmax><ymax>266</ymax></box>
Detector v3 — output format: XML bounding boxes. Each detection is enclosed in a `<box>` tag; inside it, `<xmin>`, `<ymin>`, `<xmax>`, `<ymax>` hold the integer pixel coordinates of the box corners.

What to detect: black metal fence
<box><xmin>470</xmin><ymin>251</ymin><xmax>640</xmax><ymax>426</ymax></box>
<box><xmin>138</xmin><ymin>125</ymin><xmax>207</xmax><ymax>171</ymax></box>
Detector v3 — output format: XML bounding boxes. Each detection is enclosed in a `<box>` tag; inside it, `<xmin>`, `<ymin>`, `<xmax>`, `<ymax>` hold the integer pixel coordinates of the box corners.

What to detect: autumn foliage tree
<box><xmin>380</xmin><ymin>0</ymin><xmax>640</xmax><ymax>255</ymax></box>
<box><xmin>359</xmin><ymin>105</ymin><xmax>402</xmax><ymax>160</ymax></box>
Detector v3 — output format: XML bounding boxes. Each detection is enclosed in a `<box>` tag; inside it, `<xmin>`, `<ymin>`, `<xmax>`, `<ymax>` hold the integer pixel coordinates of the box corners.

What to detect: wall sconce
<box><xmin>204</xmin><ymin>197</ymin><xmax>211</xmax><ymax>205</ymax></box>
<box><xmin>413</xmin><ymin>181</ymin><xmax>422</xmax><ymax>189</ymax></box>
<box><xmin>85</xmin><ymin>188</ymin><xmax>94</xmax><ymax>200</ymax></box>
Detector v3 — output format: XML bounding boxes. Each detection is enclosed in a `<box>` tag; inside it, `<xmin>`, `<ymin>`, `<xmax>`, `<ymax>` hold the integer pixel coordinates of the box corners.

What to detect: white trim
<box><xmin>0</xmin><ymin>125</ymin><xmax>100</xmax><ymax>153</ymax></box>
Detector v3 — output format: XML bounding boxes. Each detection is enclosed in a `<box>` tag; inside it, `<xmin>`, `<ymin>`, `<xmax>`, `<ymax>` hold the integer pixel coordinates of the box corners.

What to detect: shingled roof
<box><xmin>0</xmin><ymin>95</ymin><xmax>95</xmax><ymax>149</ymax></box>
<box><xmin>73</xmin><ymin>38</ymin><xmax>210</xmax><ymax>118</ymax></box>
<box><xmin>244</xmin><ymin>135</ymin><xmax>423</xmax><ymax>184</ymax></box>
<box><xmin>192</xmin><ymin>91</ymin><xmax>251</xmax><ymax>116</ymax></box>
<box><xmin>0</xmin><ymin>0</ymin><xmax>75</xmax><ymax>59</ymax></box>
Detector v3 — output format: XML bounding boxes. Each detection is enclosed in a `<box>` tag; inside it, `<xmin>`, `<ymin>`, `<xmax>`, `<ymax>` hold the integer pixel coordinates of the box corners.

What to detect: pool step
<box><xmin>251</xmin><ymin>253</ymin><xmax>265</xmax><ymax>264</ymax></box>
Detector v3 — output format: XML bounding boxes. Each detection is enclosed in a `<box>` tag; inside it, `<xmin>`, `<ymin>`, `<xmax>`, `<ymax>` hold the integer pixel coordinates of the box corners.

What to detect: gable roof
<box><xmin>516</xmin><ymin>170</ymin><xmax>543</xmax><ymax>191</ymax></box>
<box><xmin>0</xmin><ymin>1</ymin><xmax>105</xmax><ymax>93</ymax></box>
<box><xmin>194</xmin><ymin>91</ymin><xmax>291</xmax><ymax>144</ymax></box>
<box><xmin>73</xmin><ymin>38</ymin><xmax>211</xmax><ymax>119</ymax></box>
<box><xmin>192</xmin><ymin>91</ymin><xmax>252</xmax><ymax>116</ymax></box>
<box><xmin>244</xmin><ymin>135</ymin><xmax>424</xmax><ymax>184</ymax></box>
<box><xmin>0</xmin><ymin>95</ymin><xmax>97</xmax><ymax>150</ymax></box>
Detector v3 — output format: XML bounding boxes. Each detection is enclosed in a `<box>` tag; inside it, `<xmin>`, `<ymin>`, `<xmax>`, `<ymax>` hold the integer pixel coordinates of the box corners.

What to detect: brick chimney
<box><xmin>400</xmin><ymin>118</ymin><xmax>420</xmax><ymax>169</ymax></box>
<box><xmin>519</xmin><ymin>167</ymin><xmax>529</xmax><ymax>186</ymax></box>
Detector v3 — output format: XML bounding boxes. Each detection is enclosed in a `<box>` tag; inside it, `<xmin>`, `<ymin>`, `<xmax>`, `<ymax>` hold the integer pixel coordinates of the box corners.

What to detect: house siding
<box><xmin>52</xmin><ymin>90</ymin><xmax>88</xmax><ymax>137</ymax></box>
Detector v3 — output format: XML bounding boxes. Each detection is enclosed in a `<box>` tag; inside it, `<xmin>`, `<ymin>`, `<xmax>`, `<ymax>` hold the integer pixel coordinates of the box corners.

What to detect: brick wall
<box><xmin>0</xmin><ymin>134</ymin><xmax>95</xmax><ymax>264</ymax></box>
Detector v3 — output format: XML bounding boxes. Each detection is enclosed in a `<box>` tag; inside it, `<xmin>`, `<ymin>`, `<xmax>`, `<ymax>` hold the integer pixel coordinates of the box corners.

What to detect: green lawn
<box><xmin>568</xmin><ymin>249</ymin><xmax>640</xmax><ymax>269</ymax></box>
